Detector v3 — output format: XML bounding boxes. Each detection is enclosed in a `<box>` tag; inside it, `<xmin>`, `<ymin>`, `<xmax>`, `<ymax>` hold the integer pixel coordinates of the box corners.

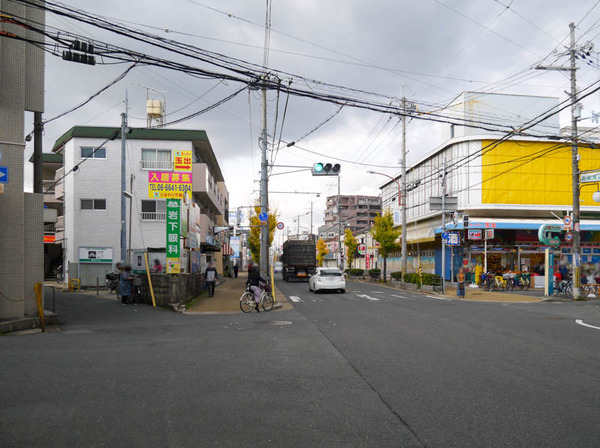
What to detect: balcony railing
<box><xmin>42</xmin><ymin>180</ymin><xmax>55</xmax><ymax>194</ymax></box>
<box><xmin>141</xmin><ymin>211</ymin><xmax>166</xmax><ymax>221</ymax></box>
<box><xmin>56</xmin><ymin>215</ymin><xmax>64</xmax><ymax>231</ymax></box>
<box><xmin>140</xmin><ymin>160</ymin><xmax>172</xmax><ymax>171</ymax></box>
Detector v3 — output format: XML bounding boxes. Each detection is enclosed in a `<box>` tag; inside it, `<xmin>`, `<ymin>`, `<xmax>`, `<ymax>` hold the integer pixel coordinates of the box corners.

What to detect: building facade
<box><xmin>376</xmin><ymin>92</ymin><xmax>600</xmax><ymax>285</ymax></box>
<box><xmin>47</xmin><ymin>126</ymin><xmax>229</xmax><ymax>287</ymax></box>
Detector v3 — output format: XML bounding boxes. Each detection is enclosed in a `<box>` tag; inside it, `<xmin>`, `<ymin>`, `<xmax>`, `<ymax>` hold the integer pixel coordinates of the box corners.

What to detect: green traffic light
<box><xmin>314</xmin><ymin>163</ymin><xmax>324</xmax><ymax>172</ymax></box>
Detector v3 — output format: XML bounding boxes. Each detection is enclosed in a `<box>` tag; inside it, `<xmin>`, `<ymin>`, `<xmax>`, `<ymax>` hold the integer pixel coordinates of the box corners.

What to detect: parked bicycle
<box><xmin>504</xmin><ymin>272</ymin><xmax>530</xmax><ymax>291</ymax></box>
<box><xmin>55</xmin><ymin>265</ymin><xmax>63</xmax><ymax>284</ymax></box>
<box><xmin>240</xmin><ymin>281</ymin><xmax>274</xmax><ymax>313</ymax></box>
<box><xmin>482</xmin><ymin>272</ymin><xmax>496</xmax><ymax>291</ymax></box>
<box><xmin>129</xmin><ymin>275</ymin><xmax>143</xmax><ymax>304</ymax></box>
<box><xmin>106</xmin><ymin>272</ymin><xmax>118</xmax><ymax>294</ymax></box>
<box><xmin>552</xmin><ymin>279</ymin><xmax>573</xmax><ymax>298</ymax></box>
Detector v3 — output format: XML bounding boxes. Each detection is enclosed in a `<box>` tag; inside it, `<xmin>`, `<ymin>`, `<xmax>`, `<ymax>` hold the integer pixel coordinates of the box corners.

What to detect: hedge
<box><xmin>403</xmin><ymin>273</ymin><xmax>421</xmax><ymax>285</ymax></box>
<box><xmin>347</xmin><ymin>268</ymin><xmax>365</xmax><ymax>276</ymax></box>
<box><xmin>390</xmin><ymin>271</ymin><xmax>402</xmax><ymax>280</ymax></box>
<box><xmin>368</xmin><ymin>268</ymin><xmax>381</xmax><ymax>278</ymax></box>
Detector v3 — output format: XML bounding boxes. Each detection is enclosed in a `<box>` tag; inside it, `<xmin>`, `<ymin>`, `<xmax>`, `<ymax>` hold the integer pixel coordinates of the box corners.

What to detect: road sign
<box><xmin>446</xmin><ymin>232</ymin><xmax>460</xmax><ymax>246</ymax></box>
<box><xmin>0</xmin><ymin>166</ymin><xmax>8</xmax><ymax>183</ymax></box>
<box><xmin>442</xmin><ymin>231</ymin><xmax>449</xmax><ymax>241</ymax></box>
<box><xmin>358</xmin><ymin>244</ymin><xmax>366</xmax><ymax>254</ymax></box>
<box><xmin>565</xmin><ymin>232</ymin><xmax>573</xmax><ymax>242</ymax></box>
<box><xmin>276</xmin><ymin>222</ymin><xmax>284</xmax><ymax>230</ymax></box>
<box><xmin>580</xmin><ymin>170</ymin><xmax>600</xmax><ymax>183</ymax></box>
<box><xmin>259</xmin><ymin>212</ymin><xmax>268</xmax><ymax>222</ymax></box>
<box><xmin>564</xmin><ymin>215</ymin><xmax>572</xmax><ymax>226</ymax></box>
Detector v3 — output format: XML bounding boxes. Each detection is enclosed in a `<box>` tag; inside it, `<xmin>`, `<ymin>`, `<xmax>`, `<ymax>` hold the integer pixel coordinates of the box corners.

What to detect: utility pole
<box><xmin>536</xmin><ymin>23</ymin><xmax>582</xmax><ymax>299</ymax></box>
<box><xmin>569</xmin><ymin>22</ymin><xmax>582</xmax><ymax>300</ymax></box>
<box><xmin>259</xmin><ymin>4</ymin><xmax>270</xmax><ymax>278</ymax></box>
<box><xmin>337</xmin><ymin>174</ymin><xmax>342</xmax><ymax>269</ymax></box>
<box><xmin>120</xmin><ymin>94</ymin><xmax>128</xmax><ymax>263</ymax></box>
<box><xmin>401</xmin><ymin>98</ymin><xmax>408</xmax><ymax>282</ymax></box>
<box><xmin>127</xmin><ymin>174</ymin><xmax>134</xmax><ymax>262</ymax></box>
<box><xmin>441</xmin><ymin>154</ymin><xmax>447</xmax><ymax>295</ymax></box>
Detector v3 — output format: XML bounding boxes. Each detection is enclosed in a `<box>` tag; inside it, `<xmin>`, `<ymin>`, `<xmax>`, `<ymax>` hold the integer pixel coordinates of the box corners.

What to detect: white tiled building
<box><xmin>50</xmin><ymin>127</ymin><xmax>229</xmax><ymax>286</ymax></box>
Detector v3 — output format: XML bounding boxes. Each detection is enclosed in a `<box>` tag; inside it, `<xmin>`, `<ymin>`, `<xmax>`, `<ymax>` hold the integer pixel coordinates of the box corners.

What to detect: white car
<box><xmin>309</xmin><ymin>267</ymin><xmax>345</xmax><ymax>293</ymax></box>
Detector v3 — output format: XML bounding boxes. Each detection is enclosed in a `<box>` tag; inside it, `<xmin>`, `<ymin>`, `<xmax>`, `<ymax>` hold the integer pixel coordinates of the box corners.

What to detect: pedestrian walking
<box><xmin>119</xmin><ymin>264</ymin><xmax>133</xmax><ymax>305</ymax></box>
<box><xmin>233</xmin><ymin>264</ymin><xmax>239</xmax><ymax>279</ymax></box>
<box><xmin>205</xmin><ymin>262</ymin><xmax>218</xmax><ymax>297</ymax></box>
<box><xmin>457</xmin><ymin>267</ymin><xmax>465</xmax><ymax>298</ymax></box>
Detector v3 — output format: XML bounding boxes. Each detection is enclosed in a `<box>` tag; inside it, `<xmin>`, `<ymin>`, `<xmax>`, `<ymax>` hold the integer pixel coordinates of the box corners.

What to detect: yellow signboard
<box><xmin>167</xmin><ymin>258</ymin><xmax>180</xmax><ymax>274</ymax></box>
<box><xmin>174</xmin><ymin>150</ymin><xmax>192</xmax><ymax>172</ymax></box>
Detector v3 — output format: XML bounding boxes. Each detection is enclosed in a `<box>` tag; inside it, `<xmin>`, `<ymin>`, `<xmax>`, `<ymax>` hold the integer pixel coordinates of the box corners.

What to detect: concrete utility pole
<box><xmin>259</xmin><ymin>4</ymin><xmax>270</xmax><ymax>277</ymax></box>
<box><xmin>401</xmin><ymin>98</ymin><xmax>408</xmax><ymax>282</ymax></box>
<box><xmin>441</xmin><ymin>154</ymin><xmax>447</xmax><ymax>295</ymax></box>
<box><xmin>569</xmin><ymin>22</ymin><xmax>582</xmax><ymax>300</ymax></box>
<box><xmin>535</xmin><ymin>23</ymin><xmax>584</xmax><ymax>299</ymax></box>
<box><xmin>337</xmin><ymin>174</ymin><xmax>342</xmax><ymax>269</ymax></box>
<box><xmin>120</xmin><ymin>100</ymin><xmax>128</xmax><ymax>262</ymax></box>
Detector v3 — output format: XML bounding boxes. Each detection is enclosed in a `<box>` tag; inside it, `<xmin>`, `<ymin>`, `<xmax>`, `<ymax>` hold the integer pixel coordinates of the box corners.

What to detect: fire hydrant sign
<box><xmin>174</xmin><ymin>150</ymin><xmax>192</xmax><ymax>171</ymax></box>
<box><xmin>166</xmin><ymin>199</ymin><xmax>181</xmax><ymax>274</ymax></box>
<box><xmin>148</xmin><ymin>171</ymin><xmax>192</xmax><ymax>199</ymax></box>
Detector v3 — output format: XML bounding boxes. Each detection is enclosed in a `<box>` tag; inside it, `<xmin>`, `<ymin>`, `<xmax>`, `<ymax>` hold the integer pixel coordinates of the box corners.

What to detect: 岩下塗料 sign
<box><xmin>174</xmin><ymin>150</ymin><xmax>192</xmax><ymax>172</ymax></box>
<box><xmin>148</xmin><ymin>170</ymin><xmax>192</xmax><ymax>199</ymax></box>
<box><xmin>79</xmin><ymin>247</ymin><xmax>113</xmax><ymax>263</ymax></box>
<box><xmin>166</xmin><ymin>199</ymin><xmax>181</xmax><ymax>273</ymax></box>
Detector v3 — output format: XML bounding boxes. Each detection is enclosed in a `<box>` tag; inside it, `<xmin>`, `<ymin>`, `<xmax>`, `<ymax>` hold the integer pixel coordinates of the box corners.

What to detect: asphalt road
<box><xmin>2</xmin><ymin>281</ymin><xmax>600</xmax><ymax>447</ymax></box>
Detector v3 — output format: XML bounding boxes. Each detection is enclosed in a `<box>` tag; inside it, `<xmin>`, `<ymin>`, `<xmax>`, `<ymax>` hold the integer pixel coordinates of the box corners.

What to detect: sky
<box><xmin>22</xmin><ymin>0</ymin><xmax>600</xmax><ymax>236</ymax></box>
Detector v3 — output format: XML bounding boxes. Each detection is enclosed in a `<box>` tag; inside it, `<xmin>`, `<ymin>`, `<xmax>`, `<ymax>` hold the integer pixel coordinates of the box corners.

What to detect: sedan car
<box><xmin>309</xmin><ymin>267</ymin><xmax>345</xmax><ymax>293</ymax></box>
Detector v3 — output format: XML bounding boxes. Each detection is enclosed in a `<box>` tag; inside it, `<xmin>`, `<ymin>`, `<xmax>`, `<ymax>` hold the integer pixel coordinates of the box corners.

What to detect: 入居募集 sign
<box><xmin>166</xmin><ymin>199</ymin><xmax>181</xmax><ymax>273</ymax></box>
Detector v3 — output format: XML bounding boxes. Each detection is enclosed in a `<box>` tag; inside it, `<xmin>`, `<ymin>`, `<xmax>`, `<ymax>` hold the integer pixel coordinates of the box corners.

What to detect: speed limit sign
<box><xmin>276</xmin><ymin>222</ymin><xmax>284</xmax><ymax>230</ymax></box>
<box><xmin>564</xmin><ymin>215</ymin><xmax>572</xmax><ymax>226</ymax></box>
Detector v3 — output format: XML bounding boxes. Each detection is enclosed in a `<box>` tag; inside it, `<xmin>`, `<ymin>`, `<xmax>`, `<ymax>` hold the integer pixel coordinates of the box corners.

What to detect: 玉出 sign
<box><xmin>79</xmin><ymin>247</ymin><xmax>113</xmax><ymax>263</ymax></box>
<box><xmin>174</xmin><ymin>150</ymin><xmax>192</xmax><ymax>172</ymax></box>
<box><xmin>148</xmin><ymin>170</ymin><xmax>192</xmax><ymax>199</ymax></box>
<box><xmin>166</xmin><ymin>199</ymin><xmax>181</xmax><ymax>273</ymax></box>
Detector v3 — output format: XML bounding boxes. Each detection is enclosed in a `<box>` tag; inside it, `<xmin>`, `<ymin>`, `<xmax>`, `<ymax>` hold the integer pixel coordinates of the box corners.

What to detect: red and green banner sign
<box><xmin>166</xmin><ymin>199</ymin><xmax>181</xmax><ymax>273</ymax></box>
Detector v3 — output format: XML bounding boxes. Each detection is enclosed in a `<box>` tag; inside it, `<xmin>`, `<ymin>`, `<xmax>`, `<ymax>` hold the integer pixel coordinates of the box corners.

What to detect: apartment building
<box><xmin>47</xmin><ymin>126</ymin><xmax>230</xmax><ymax>286</ymax></box>
<box><xmin>323</xmin><ymin>195</ymin><xmax>381</xmax><ymax>234</ymax></box>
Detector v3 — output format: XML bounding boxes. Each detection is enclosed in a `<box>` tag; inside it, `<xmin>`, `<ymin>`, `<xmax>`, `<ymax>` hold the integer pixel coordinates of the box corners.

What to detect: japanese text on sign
<box><xmin>148</xmin><ymin>170</ymin><xmax>192</xmax><ymax>199</ymax></box>
<box><xmin>174</xmin><ymin>150</ymin><xmax>192</xmax><ymax>172</ymax></box>
<box><xmin>166</xmin><ymin>199</ymin><xmax>181</xmax><ymax>273</ymax></box>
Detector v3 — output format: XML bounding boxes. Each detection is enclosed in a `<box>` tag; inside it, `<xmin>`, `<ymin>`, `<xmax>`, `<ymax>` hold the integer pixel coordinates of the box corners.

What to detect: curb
<box><xmin>0</xmin><ymin>312</ymin><xmax>59</xmax><ymax>335</ymax></box>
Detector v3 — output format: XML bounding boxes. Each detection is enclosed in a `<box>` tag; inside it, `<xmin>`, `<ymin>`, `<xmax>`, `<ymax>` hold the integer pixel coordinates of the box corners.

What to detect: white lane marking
<box><xmin>575</xmin><ymin>319</ymin><xmax>600</xmax><ymax>330</ymax></box>
<box><xmin>426</xmin><ymin>295</ymin><xmax>452</xmax><ymax>301</ymax></box>
<box><xmin>391</xmin><ymin>294</ymin><xmax>412</xmax><ymax>300</ymax></box>
<box><xmin>289</xmin><ymin>296</ymin><xmax>303</xmax><ymax>303</ymax></box>
<box><xmin>357</xmin><ymin>294</ymin><xmax>380</xmax><ymax>301</ymax></box>
<box><xmin>371</xmin><ymin>291</ymin><xmax>384</xmax><ymax>294</ymax></box>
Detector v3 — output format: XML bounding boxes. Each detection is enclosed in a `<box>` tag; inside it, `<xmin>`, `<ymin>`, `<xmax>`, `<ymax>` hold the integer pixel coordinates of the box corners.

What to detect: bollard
<box><xmin>97</xmin><ymin>277</ymin><xmax>100</xmax><ymax>295</ymax></box>
<box><xmin>34</xmin><ymin>282</ymin><xmax>46</xmax><ymax>333</ymax></box>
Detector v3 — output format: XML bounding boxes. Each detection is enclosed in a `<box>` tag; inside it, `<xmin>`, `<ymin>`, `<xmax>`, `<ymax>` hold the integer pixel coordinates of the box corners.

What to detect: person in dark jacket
<box><xmin>246</xmin><ymin>265</ymin><xmax>268</xmax><ymax>312</ymax></box>
<box><xmin>205</xmin><ymin>262</ymin><xmax>218</xmax><ymax>297</ymax></box>
<box><xmin>233</xmin><ymin>264</ymin><xmax>239</xmax><ymax>279</ymax></box>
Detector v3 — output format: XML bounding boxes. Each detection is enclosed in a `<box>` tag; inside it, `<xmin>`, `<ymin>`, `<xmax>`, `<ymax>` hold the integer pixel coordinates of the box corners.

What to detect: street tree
<box><xmin>370</xmin><ymin>210</ymin><xmax>401</xmax><ymax>282</ymax></box>
<box><xmin>316</xmin><ymin>238</ymin><xmax>329</xmax><ymax>267</ymax></box>
<box><xmin>344</xmin><ymin>228</ymin><xmax>358</xmax><ymax>269</ymax></box>
<box><xmin>248</xmin><ymin>204</ymin><xmax>278</xmax><ymax>264</ymax></box>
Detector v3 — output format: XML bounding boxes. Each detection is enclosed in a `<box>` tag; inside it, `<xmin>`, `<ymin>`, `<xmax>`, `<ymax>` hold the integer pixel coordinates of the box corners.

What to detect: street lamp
<box><xmin>368</xmin><ymin>170</ymin><xmax>406</xmax><ymax>281</ymax></box>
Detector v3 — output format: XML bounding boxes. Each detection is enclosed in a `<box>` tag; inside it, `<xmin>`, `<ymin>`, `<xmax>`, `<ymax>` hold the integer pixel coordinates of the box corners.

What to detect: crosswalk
<box><xmin>286</xmin><ymin>291</ymin><xmax>452</xmax><ymax>304</ymax></box>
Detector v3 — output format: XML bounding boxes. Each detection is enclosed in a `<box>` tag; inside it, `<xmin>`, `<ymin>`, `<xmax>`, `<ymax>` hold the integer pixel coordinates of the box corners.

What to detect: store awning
<box><xmin>201</xmin><ymin>242</ymin><xmax>221</xmax><ymax>252</ymax></box>
<box><xmin>434</xmin><ymin>218</ymin><xmax>600</xmax><ymax>234</ymax></box>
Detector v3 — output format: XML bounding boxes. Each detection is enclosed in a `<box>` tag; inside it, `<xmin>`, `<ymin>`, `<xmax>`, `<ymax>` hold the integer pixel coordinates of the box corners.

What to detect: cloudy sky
<box><xmin>24</xmin><ymin>0</ymin><xmax>600</xmax><ymax>236</ymax></box>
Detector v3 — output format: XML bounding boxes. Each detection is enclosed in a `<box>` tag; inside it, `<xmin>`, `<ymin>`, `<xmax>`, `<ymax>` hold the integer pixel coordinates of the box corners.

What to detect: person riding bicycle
<box><xmin>246</xmin><ymin>264</ymin><xmax>268</xmax><ymax>313</ymax></box>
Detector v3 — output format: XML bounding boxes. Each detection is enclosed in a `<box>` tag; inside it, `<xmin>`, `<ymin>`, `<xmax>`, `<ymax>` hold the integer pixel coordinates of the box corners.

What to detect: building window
<box><xmin>141</xmin><ymin>199</ymin><xmax>166</xmax><ymax>221</ymax></box>
<box><xmin>141</xmin><ymin>149</ymin><xmax>172</xmax><ymax>170</ymax></box>
<box><xmin>81</xmin><ymin>147</ymin><xmax>106</xmax><ymax>159</ymax></box>
<box><xmin>81</xmin><ymin>199</ymin><xmax>106</xmax><ymax>210</ymax></box>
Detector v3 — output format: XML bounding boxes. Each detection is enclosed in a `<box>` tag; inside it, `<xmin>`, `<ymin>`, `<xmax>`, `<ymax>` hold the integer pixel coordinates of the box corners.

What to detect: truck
<box><xmin>281</xmin><ymin>238</ymin><xmax>316</xmax><ymax>282</ymax></box>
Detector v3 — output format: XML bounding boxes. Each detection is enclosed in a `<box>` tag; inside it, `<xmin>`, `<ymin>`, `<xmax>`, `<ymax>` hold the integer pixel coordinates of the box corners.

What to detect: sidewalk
<box><xmin>349</xmin><ymin>278</ymin><xmax>543</xmax><ymax>303</ymax></box>
<box><xmin>185</xmin><ymin>272</ymin><xmax>292</xmax><ymax>314</ymax></box>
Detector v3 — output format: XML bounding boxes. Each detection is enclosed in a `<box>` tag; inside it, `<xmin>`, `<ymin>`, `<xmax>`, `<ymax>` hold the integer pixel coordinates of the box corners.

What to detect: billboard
<box><xmin>148</xmin><ymin>171</ymin><xmax>192</xmax><ymax>199</ymax></box>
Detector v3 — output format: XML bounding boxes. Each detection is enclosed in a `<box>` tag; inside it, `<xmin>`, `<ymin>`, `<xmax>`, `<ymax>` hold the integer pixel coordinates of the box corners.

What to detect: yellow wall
<box><xmin>481</xmin><ymin>140</ymin><xmax>600</xmax><ymax>205</ymax></box>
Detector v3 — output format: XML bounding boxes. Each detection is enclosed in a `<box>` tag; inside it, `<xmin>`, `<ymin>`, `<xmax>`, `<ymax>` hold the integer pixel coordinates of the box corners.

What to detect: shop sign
<box><xmin>446</xmin><ymin>232</ymin><xmax>460</xmax><ymax>246</ymax></box>
<box><xmin>230</xmin><ymin>236</ymin><xmax>240</xmax><ymax>259</ymax></box>
<box><xmin>468</xmin><ymin>229</ymin><xmax>482</xmax><ymax>240</ymax></box>
<box><xmin>148</xmin><ymin>170</ymin><xmax>192</xmax><ymax>199</ymax></box>
<box><xmin>166</xmin><ymin>199</ymin><xmax>181</xmax><ymax>273</ymax></box>
<box><xmin>79</xmin><ymin>247</ymin><xmax>113</xmax><ymax>263</ymax></box>
<box><xmin>580</xmin><ymin>170</ymin><xmax>600</xmax><ymax>183</ymax></box>
<box><xmin>358</xmin><ymin>244</ymin><xmax>366</xmax><ymax>254</ymax></box>
<box><xmin>44</xmin><ymin>235</ymin><xmax>56</xmax><ymax>243</ymax></box>
<box><xmin>173</xmin><ymin>150</ymin><xmax>193</xmax><ymax>172</ymax></box>
<box><xmin>484</xmin><ymin>229</ymin><xmax>494</xmax><ymax>240</ymax></box>
<box><xmin>538</xmin><ymin>224</ymin><xmax>561</xmax><ymax>246</ymax></box>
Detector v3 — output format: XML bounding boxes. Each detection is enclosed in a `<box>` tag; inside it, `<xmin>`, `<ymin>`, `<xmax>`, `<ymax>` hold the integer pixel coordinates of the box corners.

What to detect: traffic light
<box><xmin>463</xmin><ymin>215</ymin><xmax>469</xmax><ymax>228</ymax></box>
<box><xmin>62</xmin><ymin>39</ymin><xmax>96</xmax><ymax>66</ymax></box>
<box><xmin>312</xmin><ymin>162</ymin><xmax>341</xmax><ymax>176</ymax></box>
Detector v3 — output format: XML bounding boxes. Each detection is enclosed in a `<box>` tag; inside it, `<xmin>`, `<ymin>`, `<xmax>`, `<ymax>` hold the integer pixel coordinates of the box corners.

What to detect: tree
<box><xmin>316</xmin><ymin>238</ymin><xmax>329</xmax><ymax>267</ymax></box>
<box><xmin>247</xmin><ymin>204</ymin><xmax>278</xmax><ymax>265</ymax></box>
<box><xmin>370</xmin><ymin>210</ymin><xmax>401</xmax><ymax>282</ymax></box>
<box><xmin>344</xmin><ymin>228</ymin><xmax>358</xmax><ymax>269</ymax></box>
